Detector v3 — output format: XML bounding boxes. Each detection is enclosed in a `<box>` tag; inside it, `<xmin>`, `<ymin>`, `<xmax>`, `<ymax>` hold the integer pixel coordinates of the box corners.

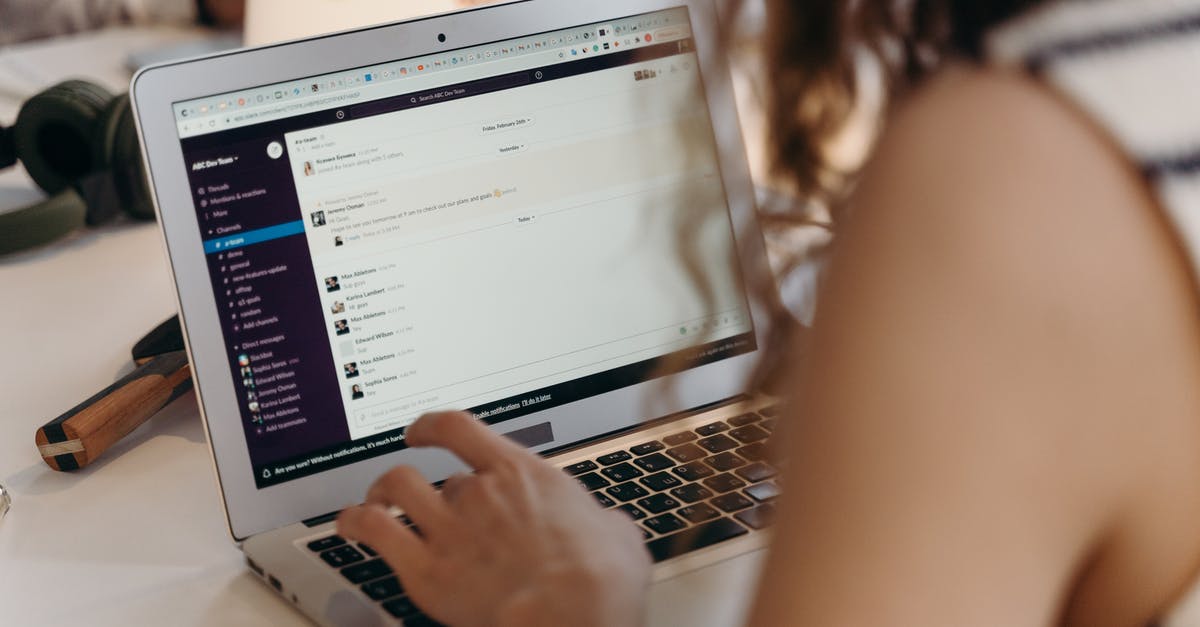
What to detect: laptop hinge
<box><xmin>302</xmin><ymin>510</ymin><xmax>340</xmax><ymax>528</ymax></box>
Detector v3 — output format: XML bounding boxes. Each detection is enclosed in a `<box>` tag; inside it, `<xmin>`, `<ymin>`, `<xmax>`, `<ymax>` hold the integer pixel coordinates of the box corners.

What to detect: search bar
<box><xmin>348</xmin><ymin>72</ymin><xmax>535</xmax><ymax>119</ymax></box>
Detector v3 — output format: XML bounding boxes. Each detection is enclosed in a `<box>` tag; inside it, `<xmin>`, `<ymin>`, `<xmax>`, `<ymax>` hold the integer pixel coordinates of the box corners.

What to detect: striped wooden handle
<box><xmin>36</xmin><ymin>351</ymin><xmax>193</xmax><ymax>471</ymax></box>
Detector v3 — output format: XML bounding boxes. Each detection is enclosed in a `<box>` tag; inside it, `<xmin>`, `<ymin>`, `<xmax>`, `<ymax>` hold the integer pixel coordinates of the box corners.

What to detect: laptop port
<box><xmin>268</xmin><ymin>574</ymin><xmax>282</xmax><ymax>592</ymax></box>
<box><xmin>245</xmin><ymin>557</ymin><xmax>264</xmax><ymax>576</ymax></box>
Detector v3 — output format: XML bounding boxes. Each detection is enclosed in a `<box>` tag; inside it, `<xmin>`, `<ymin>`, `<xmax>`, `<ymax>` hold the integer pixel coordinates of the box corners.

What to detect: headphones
<box><xmin>0</xmin><ymin>80</ymin><xmax>155</xmax><ymax>255</ymax></box>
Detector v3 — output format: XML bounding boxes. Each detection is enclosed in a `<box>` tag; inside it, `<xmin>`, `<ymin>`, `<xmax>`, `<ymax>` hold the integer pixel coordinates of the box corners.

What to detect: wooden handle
<box><xmin>36</xmin><ymin>351</ymin><xmax>192</xmax><ymax>471</ymax></box>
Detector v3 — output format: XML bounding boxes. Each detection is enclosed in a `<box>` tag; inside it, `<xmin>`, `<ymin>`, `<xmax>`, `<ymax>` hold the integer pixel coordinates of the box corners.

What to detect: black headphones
<box><xmin>0</xmin><ymin>80</ymin><xmax>155</xmax><ymax>255</ymax></box>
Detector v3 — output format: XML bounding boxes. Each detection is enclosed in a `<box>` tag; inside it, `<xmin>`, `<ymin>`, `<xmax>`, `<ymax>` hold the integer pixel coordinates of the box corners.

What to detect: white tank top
<box><xmin>987</xmin><ymin>1</ymin><xmax>1200</xmax><ymax>624</ymax></box>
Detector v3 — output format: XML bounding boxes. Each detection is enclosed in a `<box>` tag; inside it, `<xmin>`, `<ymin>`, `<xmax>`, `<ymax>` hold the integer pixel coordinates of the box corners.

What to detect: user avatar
<box><xmin>325</xmin><ymin>276</ymin><xmax>340</xmax><ymax>292</ymax></box>
<box><xmin>304</xmin><ymin>161</ymin><xmax>316</xmax><ymax>177</ymax></box>
<box><xmin>335</xmin><ymin>236</ymin><xmax>344</xmax><ymax>247</ymax></box>
<box><xmin>240</xmin><ymin>366</ymin><xmax>253</xmax><ymax>377</ymax></box>
<box><xmin>330</xmin><ymin>300</ymin><xmax>345</xmax><ymax>315</ymax></box>
<box><xmin>237</xmin><ymin>354</ymin><xmax>250</xmax><ymax>367</ymax></box>
<box><xmin>243</xmin><ymin>377</ymin><xmax>255</xmax><ymax>389</ymax></box>
<box><xmin>246</xmin><ymin>391</ymin><xmax>258</xmax><ymax>402</ymax></box>
<box><xmin>311</xmin><ymin>211</ymin><xmax>326</xmax><ymax>227</ymax></box>
<box><xmin>248</xmin><ymin>401</ymin><xmax>260</xmax><ymax>413</ymax></box>
<box><xmin>344</xmin><ymin>362</ymin><xmax>359</xmax><ymax>379</ymax></box>
<box><xmin>334</xmin><ymin>319</ymin><xmax>350</xmax><ymax>336</ymax></box>
<box><xmin>351</xmin><ymin>384</ymin><xmax>364</xmax><ymax>400</ymax></box>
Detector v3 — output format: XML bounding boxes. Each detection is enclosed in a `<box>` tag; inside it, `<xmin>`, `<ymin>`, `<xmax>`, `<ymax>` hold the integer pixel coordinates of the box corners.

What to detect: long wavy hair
<box><xmin>735</xmin><ymin>0</ymin><xmax>1046</xmax><ymax>390</ymax></box>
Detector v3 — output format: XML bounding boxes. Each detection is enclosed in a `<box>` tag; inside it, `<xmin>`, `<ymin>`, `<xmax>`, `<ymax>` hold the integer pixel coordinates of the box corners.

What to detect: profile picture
<box><xmin>351</xmin><ymin>384</ymin><xmax>364</xmax><ymax>400</ymax></box>
<box><xmin>240</xmin><ymin>366</ymin><xmax>252</xmax><ymax>377</ymax></box>
<box><xmin>304</xmin><ymin>161</ymin><xmax>316</xmax><ymax>177</ymax></box>
<box><xmin>248</xmin><ymin>401</ymin><xmax>260</xmax><ymax>413</ymax></box>
<box><xmin>243</xmin><ymin>377</ymin><xmax>255</xmax><ymax>389</ymax></box>
<box><xmin>334</xmin><ymin>319</ymin><xmax>350</xmax><ymax>336</ymax></box>
<box><xmin>237</xmin><ymin>354</ymin><xmax>250</xmax><ymax>367</ymax></box>
<box><xmin>343</xmin><ymin>362</ymin><xmax>359</xmax><ymax>379</ymax></box>
<box><xmin>325</xmin><ymin>276</ymin><xmax>340</xmax><ymax>292</ymax></box>
<box><xmin>330</xmin><ymin>301</ymin><xmax>345</xmax><ymax>315</ymax></box>
<box><xmin>335</xmin><ymin>236</ymin><xmax>344</xmax><ymax>247</ymax></box>
<box><xmin>246</xmin><ymin>391</ymin><xmax>258</xmax><ymax>402</ymax></box>
<box><xmin>311</xmin><ymin>211</ymin><xmax>326</xmax><ymax>227</ymax></box>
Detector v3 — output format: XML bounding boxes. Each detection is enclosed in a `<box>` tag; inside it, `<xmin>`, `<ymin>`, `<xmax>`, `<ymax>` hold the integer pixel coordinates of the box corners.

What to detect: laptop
<box><xmin>131</xmin><ymin>1</ymin><xmax>779</xmax><ymax>624</ymax></box>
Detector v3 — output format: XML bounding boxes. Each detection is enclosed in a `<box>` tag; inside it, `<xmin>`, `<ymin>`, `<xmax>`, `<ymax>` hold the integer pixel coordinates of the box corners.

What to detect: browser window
<box><xmin>175</xmin><ymin>7</ymin><xmax>756</xmax><ymax>488</ymax></box>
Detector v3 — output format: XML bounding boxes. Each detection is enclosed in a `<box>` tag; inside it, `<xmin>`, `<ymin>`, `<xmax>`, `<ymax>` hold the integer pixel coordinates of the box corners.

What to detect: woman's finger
<box><xmin>365</xmin><ymin>465</ymin><xmax>453</xmax><ymax>540</ymax></box>
<box><xmin>440</xmin><ymin>472</ymin><xmax>471</xmax><ymax>504</ymax></box>
<box><xmin>404</xmin><ymin>411</ymin><xmax>529</xmax><ymax>472</ymax></box>
<box><xmin>337</xmin><ymin>504</ymin><xmax>431</xmax><ymax>577</ymax></box>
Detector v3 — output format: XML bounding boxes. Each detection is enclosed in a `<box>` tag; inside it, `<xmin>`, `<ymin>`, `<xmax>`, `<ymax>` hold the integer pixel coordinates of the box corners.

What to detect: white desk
<box><xmin>0</xmin><ymin>21</ymin><xmax>767</xmax><ymax>627</ymax></box>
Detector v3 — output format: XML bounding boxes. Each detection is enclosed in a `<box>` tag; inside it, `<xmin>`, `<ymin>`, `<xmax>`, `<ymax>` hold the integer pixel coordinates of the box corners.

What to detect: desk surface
<box><xmin>0</xmin><ymin>27</ymin><xmax>315</xmax><ymax>625</ymax></box>
<box><xmin>0</xmin><ymin>19</ymin><xmax>767</xmax><ymax>627</ymax></box>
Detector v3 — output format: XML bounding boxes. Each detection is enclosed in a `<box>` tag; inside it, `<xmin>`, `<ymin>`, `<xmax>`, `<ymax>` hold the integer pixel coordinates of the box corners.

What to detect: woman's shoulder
<box><xmin>831</xmin><ymin>61</ymin><xmax>1200</xmax><ymax>625</ymax></box>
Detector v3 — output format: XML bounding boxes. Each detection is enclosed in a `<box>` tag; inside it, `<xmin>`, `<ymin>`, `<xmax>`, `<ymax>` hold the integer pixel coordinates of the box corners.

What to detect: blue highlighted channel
<box><xmin>204</xmin><ymin>220</ymin><xmax>305</xmax><ymax>254</ymax></box>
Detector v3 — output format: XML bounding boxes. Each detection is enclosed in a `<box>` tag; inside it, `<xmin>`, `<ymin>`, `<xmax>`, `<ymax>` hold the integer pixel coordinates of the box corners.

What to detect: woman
<box><xmin>339</xmin><ymin>1</ymin><xmax>1200</xmax><ymax>625</ymax></box>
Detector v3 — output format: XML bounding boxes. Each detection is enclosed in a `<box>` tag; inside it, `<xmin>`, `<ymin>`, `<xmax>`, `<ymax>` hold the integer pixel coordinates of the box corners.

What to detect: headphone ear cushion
<box><xmin>95</xmin><ymin>94</ymin><xmax>155</xmax><ymax>221</ymax></box>
<box><xmin>13</xmin><ymin>80</ymin><xmax>114</xmax><ymax>194</ymax></box>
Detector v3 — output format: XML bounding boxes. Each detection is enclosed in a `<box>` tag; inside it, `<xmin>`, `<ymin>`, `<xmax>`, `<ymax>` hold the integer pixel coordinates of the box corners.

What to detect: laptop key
<box><xmin>759</xmin><ymin>405</ymin><xmax>780</xmax><ymax>418</ymax></box>
<box><xmin>662</xmin><ymin>431</ymin><xmax>698</xmax><ymax>446</ymax></box>
<box><xmin>630</xmin><ymin>441</ymin><xmax>665</xmax><ymax>456</ymax></box>
<box><xmin>695</xmin><ymin>421</ymin><xmax>730</xmax><ymax>436</ymax></box>
<box><xmin>735</xmin><ymin>443</ymin><xmax>769</xmax><ymax>462</ymax></box>
<box><xmin>592</xmin><ymin>491</ymin><xmax>616</xmax><ymax>508</ymax></box>
<box><xmin>672</xmin><ymin>460</ymin><xmax>715</xmax><ymax>482</ymax></box>
<box><xmin>597</xmin><ymin>451</ymin><xmax>633</xmax><ymax>466</ymax></box>
<box><xmin>727</xmin><ymin>413</ymin><xmax>760</xmax><ymax>427</ymax></box>
<box><xmin>320</xmin><ymin>544</ymin><xmax>365</xmax><ymax>568</ymax></box>
<box><xmin>636</xmin><ymin>493</ymin><xmax>681</xmax><ymax>514</ymax></box>
<box><xmin>633</xmin><ymin>452</ymin><xmax>675</xmax><ymax>473</ymax></box>
<box><xmin>745</xmin><ymin>481</ymin><xmax>781</xmax><ymax>502</ymax></box>
<box><xmin>361</xmin><ymin>576</ymin><xmax>403</xmax><ymax>601</ymax></box>
<box><xmin>640</xmin><ymin>471</ymin><xmax>683</xmax><ymax>492</ymax></box>
<box><xmin>735</xmin><ymin>503</ymin><xmax>777</xmax><ymax>530</ymax></box>
<box><xmin>665</xmin><ymin>443</ymin><xmax>706</xmax><ymax>463</ymax></box>
<box><xmin>607</xmin><ymin>481</ymin><xmax>649</xmax><ymax>502</ymax></box>
<box><xmin>761</xmin><ymin>418</ymin><xmax>777</xmax><ymax>432</ymax></box>
<box><xmin>697</xmin><ymin>434</ymin><xmax>739</xmax><ymax>454</ymax></box>
<box><xmin>616</xmin><ymin>503</ymin><xmax>647</xmax><ymax>520</ymax></box>
<box><xmin>341</xmin><ymin>558</ymin><xmax>392</xmax><ymax>584</ymax></box>
<box><xmin>729</xmin><ymin>424</ymin><xmax>770</xmax><ymax>444</ymax></box>
<box><xmin>563</xmin><ymin>460</ymin><xmax>598</xmax><ymax>476</ymax></box>
<box><xmin>643</xmin><ymin>513</ymin><xmax>687</xmax><ymax>536</ymax></box>
<box><xmin>677</xmin><ymin>503</ymin><xmax>722</xmax><ymax>524</ymax></box>
<box><xmin>383</xmin><ymin>596</ymin><xmax>421</xmax><ymax>618</ymax></box>
<box><xmin>711</xmin><ymin>492</ymin><xmax>754</xmax><ymax>513</ymax></box>
<box><xmin>306</xmin><ymin>535</ymin><xmax>345</xmax><ymax>552</ymax></box>
<box><xmin>646</xmin><ymin>517</ymin><xmax>748</xmax><ymax>562</ymax></box>
<box><xmin>735</xmin><ymin>461</ymin><xmax>778</xmax><ymax>483</ymax></box>
<box><xmin>703</xmin><ymin>473</ymin><xmax>747</xmax><ymax>494</ymax></box>
<box><xmin>670</xmin><ymin>483</ymin><xmax>714</xmax><ymax>504</ymax></box>
<box><xmin>600</xmin><ymin>462</ymin><xmax>643</xmax><ymax>483</ymax></box>
<box><xmin>358</xmin><ymin>544</ymin><xmax>378</xmax><ymax>557</ymax></box>
<box><xmin>577</xmin><ymin>472</ymin><xmax>610</xmax><ymax>491</ymax></box>
<box><xmin>704</xmin><ymin>452</ymin><xmax>746</xmax><ymax>472</ymax></box>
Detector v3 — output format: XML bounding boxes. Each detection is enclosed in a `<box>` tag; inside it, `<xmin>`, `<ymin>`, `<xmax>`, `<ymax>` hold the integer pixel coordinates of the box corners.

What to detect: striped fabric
<box><xmin>988</xmin><ymin>2</ymin><xmax>1200</xmax><ymax>624</ymax></box>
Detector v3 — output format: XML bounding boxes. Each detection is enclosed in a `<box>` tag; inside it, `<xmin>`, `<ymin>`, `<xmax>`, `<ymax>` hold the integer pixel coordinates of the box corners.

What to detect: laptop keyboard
<box><xmin>301</xmin><ymin>407</ymin><xmax>779</xmax><ymax>624</ymax></box>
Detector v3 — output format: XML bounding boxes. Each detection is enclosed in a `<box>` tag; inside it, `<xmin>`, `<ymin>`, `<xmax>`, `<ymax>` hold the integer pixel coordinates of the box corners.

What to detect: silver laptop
<box><xmin>131</xmin><ymin>1</ymin><xmax>778</xmax><ymax>624</ymax></box>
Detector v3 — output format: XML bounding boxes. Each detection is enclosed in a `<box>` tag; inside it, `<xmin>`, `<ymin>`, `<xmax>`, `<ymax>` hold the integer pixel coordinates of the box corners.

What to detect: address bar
<box><xmin>188</xmin><ymin>47</ymin><xmax>569</xmax><ymax>133</ymax></box>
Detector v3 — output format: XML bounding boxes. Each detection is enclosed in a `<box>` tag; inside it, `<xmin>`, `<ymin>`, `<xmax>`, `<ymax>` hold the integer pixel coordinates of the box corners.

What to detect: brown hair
<box><xmin>736</xmin><ymin>0</ymin><xmax>1046</xmax><ymax>391</ymax></box>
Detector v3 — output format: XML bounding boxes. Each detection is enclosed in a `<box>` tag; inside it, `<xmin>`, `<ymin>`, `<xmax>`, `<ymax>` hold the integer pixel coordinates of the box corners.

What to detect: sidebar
<box><xmin>183</xmin><ymin>135</ymin><xmax>350</xmax><ymax>486</ymax></box>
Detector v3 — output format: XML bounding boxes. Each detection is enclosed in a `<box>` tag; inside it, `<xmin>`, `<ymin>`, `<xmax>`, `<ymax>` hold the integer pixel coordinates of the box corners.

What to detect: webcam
<box><xmin>438</xmin><ymin>33</ymin><xmax>447</xmax><ymax>43</ymax></box>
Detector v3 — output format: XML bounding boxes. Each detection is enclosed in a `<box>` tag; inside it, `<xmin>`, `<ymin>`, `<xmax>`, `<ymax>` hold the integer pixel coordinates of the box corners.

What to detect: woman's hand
<box><xmin>337</xmin><ymin>411</ymin><xmax>651</xmax><ymax>627</ymax></box>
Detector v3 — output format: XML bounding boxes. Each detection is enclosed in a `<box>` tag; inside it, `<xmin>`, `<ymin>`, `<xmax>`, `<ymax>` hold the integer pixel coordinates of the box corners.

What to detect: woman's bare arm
<box><xmin>751</xmin><ymin>65</ymin><xmax>1200</xmax><ymax>627</ymax></box>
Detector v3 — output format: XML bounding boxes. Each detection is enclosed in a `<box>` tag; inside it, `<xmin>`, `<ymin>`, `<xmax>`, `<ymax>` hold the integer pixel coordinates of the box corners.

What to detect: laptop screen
<box><xmin>171</xmin><ymin>6</ymin><xmax>756</xmax><ymax>489</ymax></box>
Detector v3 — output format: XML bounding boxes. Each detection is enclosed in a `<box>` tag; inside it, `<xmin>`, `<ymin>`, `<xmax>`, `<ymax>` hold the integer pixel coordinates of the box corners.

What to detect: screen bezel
<box><xmin>132</xmin><ymin>0</ymin><xmax>772</xmax><ymax>542</ymax></box>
